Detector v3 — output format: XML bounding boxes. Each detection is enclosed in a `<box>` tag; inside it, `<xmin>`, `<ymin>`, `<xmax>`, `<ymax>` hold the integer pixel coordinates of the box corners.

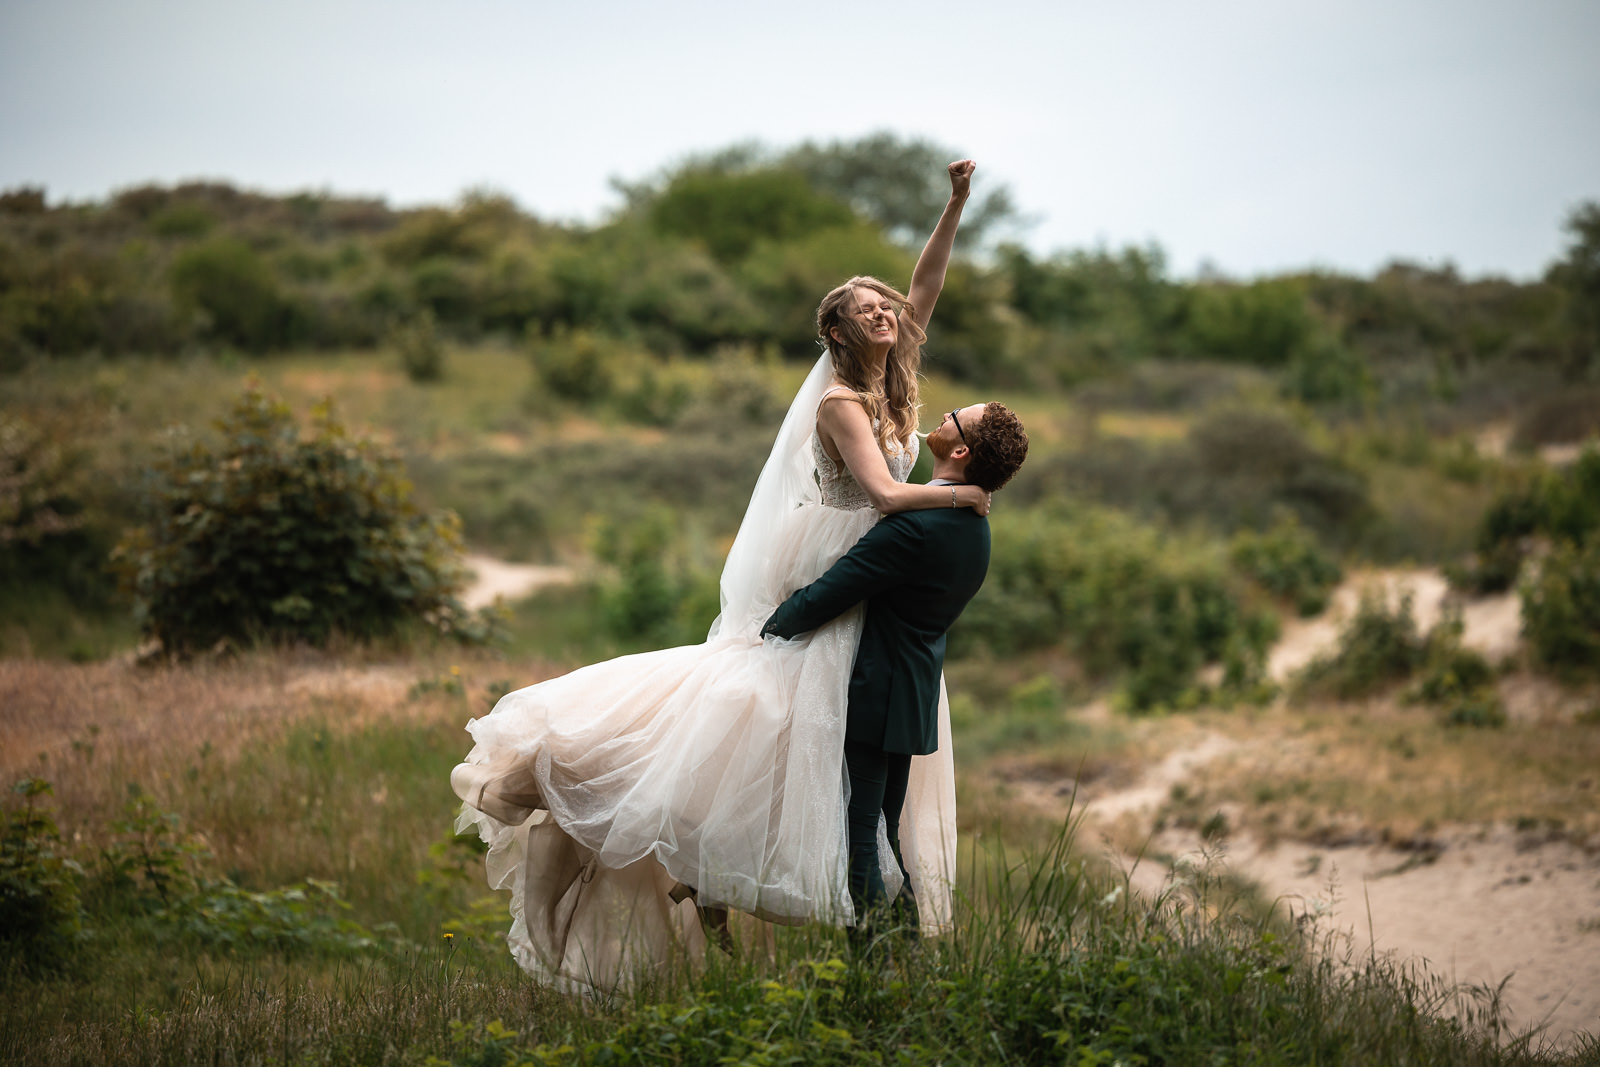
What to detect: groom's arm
<box><xmin>761</xmin><ymin>514</ymin><xmax>925</xmax><ymax>639</ymax></box>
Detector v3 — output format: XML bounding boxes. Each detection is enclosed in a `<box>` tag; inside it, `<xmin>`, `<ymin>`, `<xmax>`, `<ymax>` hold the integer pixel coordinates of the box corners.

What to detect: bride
<box><xmin>452</xmin><ymin>160</ymin><xmax>984</xmax><ymax>991</ymax></box>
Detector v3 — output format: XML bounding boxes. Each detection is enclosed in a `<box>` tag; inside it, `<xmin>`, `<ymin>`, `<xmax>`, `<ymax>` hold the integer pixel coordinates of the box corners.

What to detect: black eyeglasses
<box><xmin>949</xmin><ymin>409</ymin><xmax>968</xmax><ymax>445</ymax></box>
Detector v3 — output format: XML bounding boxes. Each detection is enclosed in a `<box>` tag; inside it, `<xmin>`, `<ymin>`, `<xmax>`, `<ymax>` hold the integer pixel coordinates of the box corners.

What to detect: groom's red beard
<box><xmin>927</xmin><ymin>431</ymin><xmax>956</xmax><ymax>461</ymax></box>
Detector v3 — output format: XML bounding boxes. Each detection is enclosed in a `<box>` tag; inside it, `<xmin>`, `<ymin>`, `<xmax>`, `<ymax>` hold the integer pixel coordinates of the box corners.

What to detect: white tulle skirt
<box><xmin>453</xmin><ymin>499</ymin><xmax>957</xmax><ymax>992</ymax></box>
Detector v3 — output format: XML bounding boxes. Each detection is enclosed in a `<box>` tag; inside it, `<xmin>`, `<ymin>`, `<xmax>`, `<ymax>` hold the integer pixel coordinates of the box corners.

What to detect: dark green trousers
<box><xmin>843</xmin><ymin>739</ymin><xmax>917</xmax><ymax>928</ymax></box>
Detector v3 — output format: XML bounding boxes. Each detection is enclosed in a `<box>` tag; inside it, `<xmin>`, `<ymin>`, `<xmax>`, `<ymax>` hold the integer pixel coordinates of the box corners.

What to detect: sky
<box><xmin>2</xmin><ymin>0</ymin><xmax>1597</xmax><ymax>280</ymax></box>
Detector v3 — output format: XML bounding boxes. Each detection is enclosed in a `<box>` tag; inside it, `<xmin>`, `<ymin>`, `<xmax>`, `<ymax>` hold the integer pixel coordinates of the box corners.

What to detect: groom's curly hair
<box><xmin>965</xmin><ymin>403</ymin><xmax>1029</xmax><ymax>492</ymax></box>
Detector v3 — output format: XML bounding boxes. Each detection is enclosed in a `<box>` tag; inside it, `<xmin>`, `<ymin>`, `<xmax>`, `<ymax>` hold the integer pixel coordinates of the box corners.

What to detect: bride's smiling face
<box><xmin>838</xmin><ymin>287</ymin><xmax>897</xmax><ymax>351</ymax></box>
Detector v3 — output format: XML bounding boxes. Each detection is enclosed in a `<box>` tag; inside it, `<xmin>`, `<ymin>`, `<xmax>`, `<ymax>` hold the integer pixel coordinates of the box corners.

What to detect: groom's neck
<box><xmin>931</xmin><ymin>460</ymin><xmax>967</xmax><ymax>484</ymax></box>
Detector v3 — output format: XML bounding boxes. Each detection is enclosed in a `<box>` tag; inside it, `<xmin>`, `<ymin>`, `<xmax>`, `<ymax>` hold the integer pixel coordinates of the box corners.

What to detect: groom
<box><xmin>762</xmin><ymin>401</ymin><xmax>1029</xmax><ymax>931</ymax></box>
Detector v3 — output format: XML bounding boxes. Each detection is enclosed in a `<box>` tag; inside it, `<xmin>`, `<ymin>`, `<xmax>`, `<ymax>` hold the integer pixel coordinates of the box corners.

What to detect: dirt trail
<box><xmin>1051</xmin><ymin>567</ymin><xmax>1600</xmax><ymax>1048</ymax></box>
<box><xmin>1075</xmin><ymin>751</ymin><xmax>1600</xmax><ymax>1048</ymax></box>
<box><xmin>461</xmin><ymin>554</ymin><xmax>572</xmax><ymax>609</ymax></box>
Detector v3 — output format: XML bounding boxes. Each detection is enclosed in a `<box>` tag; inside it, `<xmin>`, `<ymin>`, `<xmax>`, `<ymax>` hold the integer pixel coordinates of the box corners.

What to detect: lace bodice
<box><xmin>812</xmin><ymin>427</ymin><xmax>918</xmax><ymax>510</ymax></box>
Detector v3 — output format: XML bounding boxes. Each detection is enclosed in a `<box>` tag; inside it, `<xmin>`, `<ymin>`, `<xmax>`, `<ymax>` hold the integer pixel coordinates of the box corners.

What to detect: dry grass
<box><xmin>0</xmin><ymin>649</ymin><xmax>566</xmax><ymax>829</ymax></box>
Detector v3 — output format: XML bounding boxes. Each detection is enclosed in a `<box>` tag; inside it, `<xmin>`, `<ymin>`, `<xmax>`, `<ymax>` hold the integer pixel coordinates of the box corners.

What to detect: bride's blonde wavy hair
<box><xmin>815</xmin><ymin>276</ymin><xmax>925</xmax><ymax>453</ymax></box>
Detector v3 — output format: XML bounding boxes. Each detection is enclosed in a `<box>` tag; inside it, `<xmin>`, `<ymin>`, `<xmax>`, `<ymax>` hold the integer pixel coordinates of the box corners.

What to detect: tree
<box><xmin>1547</xmin><ymin>201</ymin><xmax>1600</xmax><ymax>379</ymax></box>
<box><xmin>780</xmin><ymin>133</ymin><xmax>1021</xmax><ymax>250</ymax></box>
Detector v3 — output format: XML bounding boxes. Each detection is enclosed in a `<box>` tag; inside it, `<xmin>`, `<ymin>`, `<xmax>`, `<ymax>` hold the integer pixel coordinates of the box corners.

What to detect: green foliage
<box><xmin>530</xmin><ymin>326</ymin><xmax>621</xmax><ymax>404</ymax></box>
<box><xmin>1521</xmin><ymin>537</ymin><xmax>1600</xmax><ymax>677</ymax></box>
<box><xmin>1455</xmin><ymin>446</ymin><xmax>1600</xmax><ymax>593</ymax></box>
<box><xmin>1296</xmin><ymin>592</ymin><xmax>1505</xmax><ymax>725</ymax></box>
<box><xmin>169</xmin><ymin>237</ymin><xmax>306</xmax><ymax>351</ymax></box>
<box><xmin>175</xmin><ymin>878</ymin><xmax>380</xmax><ymax>955</ymax></box>
<box><xmin>1027</xmin><ymin>408</ymin><xmax>1373</xmax><ymax>550</ymax></box>
<box><xmin>423</xmin><ymin>832</ymin><xmax>1540</xmax><ymax>1066</ymax></box>
<box><xmin>1407</xmin><ymin>614</ymin><xmax>1506</xmax><ymax>728</ymax></box>
<box><xmin>590</xmin><ymin>506</ymin><xmax>720</xmax><ymax>649</ymax></box>
<box><xmin>1282</xmin><ymin>328</ymin><xmax>1373</xmax><ymax>405</ymax></box>
<box><xmin>94</xmin><ymin>783</ymin><xmax>207</xmax><ymax>912</ymax></box>
<box><xmin>393</xmin><ymin>308</ymin><xmax>445</xmax><ymax>383</ymax></box>
<box><xmin>740</xmin><ymin>220</ymin><xmax>914</xmax><ymax>353</ymax></box>
<box><xmin>1295</xmin><ymin>591</ymin><xmax>1425</xmax><ymax>702</ymax></box>
<box><xmin>1184</xmin><ymin>278</ymin><xmax>1314</xmax><ymax>366</ymax></box>
<box><xmin>998</xmin><ymin>242</ymin><xmax>1182</xmax><ymax>366</ymax></box>
<box><xmin>1546</xmin><ymin>200</ymin><xmax>1600</xmax><ymax>379</ymax></box>
<box><xmin>0</xmin><ymin>407</ymin><xmax>88</xmax><ymax>552</ymax></box>
<box><xmin>780</xmin><ymin>132</ymin><xmax>1021</xmax><ymax>249</ymax></box>
<box><xmin>960</xmin><ymin>504</ymin><xmax>1276</xmax><ymax>711</ymax></box>
<box><xmin>111</xmin><ymin>383</ymin><xmax>483</xmax><ymax>653</ymax></box>
<box><xmin>0</xmin><ymin>778</ymin><xmax>84</xmax><ymax>974</ymax></box>
<box><xmin>649</xmin><ymin>168</ymin><xmax>854</xmax><ymax>264</ymax></box>
<box><xmin>1230</xmin><ymin>510</ymin><xmax>1344</xmax><ymax>616</ymax></box>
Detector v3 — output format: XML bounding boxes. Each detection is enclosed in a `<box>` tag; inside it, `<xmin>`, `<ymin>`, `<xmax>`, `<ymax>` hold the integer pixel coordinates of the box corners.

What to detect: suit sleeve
<box><xmin>761</xmin><ymin>514</ymin><xmax>925</xmax><ymax>639</ymax></box>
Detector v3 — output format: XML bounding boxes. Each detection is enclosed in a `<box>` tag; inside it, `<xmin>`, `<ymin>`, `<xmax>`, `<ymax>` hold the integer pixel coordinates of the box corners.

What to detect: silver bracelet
<box><xmin>950</xmin><ymin>485</ymin><xmax>957</xmax><ymax>508</ymax></box>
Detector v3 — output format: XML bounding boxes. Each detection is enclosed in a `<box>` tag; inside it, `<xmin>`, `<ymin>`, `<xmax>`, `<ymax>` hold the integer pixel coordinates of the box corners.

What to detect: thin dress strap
<box><xmin>814</xmin><ymin>384</ymin><xmax>859</xmax><ymax>420</ymax></box>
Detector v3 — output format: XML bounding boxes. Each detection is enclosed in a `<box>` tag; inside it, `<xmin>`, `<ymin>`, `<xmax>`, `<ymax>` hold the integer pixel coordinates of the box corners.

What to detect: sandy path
<box><xmin>461</xmin><ymin>553</ymin><xmax>573</xmax><ymax>610</ymax></box>
<box><xmin>1048</xmin><ymin>730</ymin><xmax>1600</xmax><ymax>1049</ymax></box>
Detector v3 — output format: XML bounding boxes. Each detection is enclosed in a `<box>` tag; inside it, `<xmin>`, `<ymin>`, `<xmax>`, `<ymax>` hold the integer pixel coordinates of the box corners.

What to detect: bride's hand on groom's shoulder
<box><xmin>956</xmin><ymin>484</ymin><xmax>990</xmax><ymax>516</ymax></box>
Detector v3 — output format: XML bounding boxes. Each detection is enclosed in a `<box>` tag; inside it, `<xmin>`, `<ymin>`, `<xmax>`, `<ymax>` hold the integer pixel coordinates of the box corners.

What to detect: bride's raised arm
<box><xmin>818</xmin><ymin>394</ymin><xmax>989</xmax><ymax>516</ymax></box>
<box><xmin>905</xmin><ymin>160</ymin><xmax>975</xmax><ymax>332</ymax></box>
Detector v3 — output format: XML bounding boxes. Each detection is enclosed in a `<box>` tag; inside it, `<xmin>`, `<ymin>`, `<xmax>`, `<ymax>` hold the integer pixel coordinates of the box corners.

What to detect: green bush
<box><xmin>1407</xmin><ymin>613</ymin><xmax>1505</xmax><ymax>728</ymax></box>
<box><xmin>1230</xmin><ymin>510</ymin><xmax>1343</xmax><ymax>616</ymax></box>
<box><xmin>1455</xmin><ymin>446</ymin><xmax>1600</xmax><ymax>593</ymax></box>
<box><xmin>392</xmin><ymin>308</ymin><xmax>444</xmax><ymax>383</ymax></box>
<box><xmin>591</xmin><ymin>505</ymin><xmax>720</xmax><ymax>649</ymax></box>
<box><xmin>0</xmin><ymin>778</ymin><xmax>84</xmax><ymax>974</ymax></box>
<box><xmin>530</xmin><ymin>326</ymin><xmax>623</xmax><ymax>404</ymax></box>
<box><xmin>1294</xmin><ymin>591</ymin><xmax>1425</xmax><ymax>702</ymax></box>
<box><xmin>1521</xmin><ymin>538</ymin><xmax>1600</xmax><ymax>677</ymax></box>
<box><xmin>1183</xmin><ymin>278</ymin><xmax>1313</xmax><ymax>366</ymax></box>
<box><xmin>648</xmin><ymin>168</ymin><xmax>855</xmax><ymax>265</ymax></box>
<box><xmin>959</xmin><ymin>504</ymin><xmax>1276</xmax><ymax>711</ymax></box>
<box><xmin>0</xmin><ymin>408</ymin><xmax>88</xmax><ymax>553</ymax></box>
<box><xmin>169</xmin><ymin>238</ymin><xmax>306</xmax><ymax>351</ymax></box>
<box><xmin>1282</xmin><ymin>329</ymin><xmax>1372</xmax><ymax>405</ymax></box>
<box><xmin>111</xmin><ymin>384</ymin><xmax>482</xmax><ymax>653</ymax></box>
<box><xmin>1023</xmin><ymin>409</ymin><xmax>1374</xmax><ymax>551</ymax></box>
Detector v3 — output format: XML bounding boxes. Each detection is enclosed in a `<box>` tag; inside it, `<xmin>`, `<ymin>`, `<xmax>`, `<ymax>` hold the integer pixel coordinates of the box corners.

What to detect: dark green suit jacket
<box><xmin>761</xmin><ymin>506</ymin><xmax>990</xmax><ymax>756</ymax></box>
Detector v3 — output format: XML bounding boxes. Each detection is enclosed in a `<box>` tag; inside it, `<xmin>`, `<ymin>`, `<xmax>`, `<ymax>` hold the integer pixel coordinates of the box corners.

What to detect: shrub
<box><xmin>392</xmin><ymin>308</ymin><xmax>444</xmax><ymax>383</ymax></box>
<box><xmin>1182</xmin><ymin>278</ymin><xmax>1313</xmax><ymax>366</ymax></box>
<box><xmin>1407</xmin><ymin>613</ymin><xmax>1505</xmax><ymax>728</ymax></box>
<box><xmin>1454</xmin><ymin>446</ymin><xmax>1600</xmax><ymax>593</ymax></box>
<box><xmin>0</xmin><ymin>409</ymin><xmax>88</xmax><ymax>553</ymax></box>
<box><xmin>530</xmin><ymin>326</ymin><xmax>623</xmax><ymax>404</ymax></box>
<box><xmin>169</xmin><ymin>238</ymin><xmax>306</xmax><ymax>351</ymax></box>
<box><xmin>1294</xmin><ymin>590</ymin><xmax>1425</xmax><ymax>702</ymax></box>
<box><xmin>1230</xmin><ymin>511</ymin><xmax>1343</xmax><ymax>616</ymax></box>
<box><xmin>1282</xmin><ymin>330</ymin><xmax>1372</xmax><ymax>405</ymax></box>
<box><xmin>591</xmin><ymin>505</ymin><xmax>720</xmax><ymax>649</ymax></box>
<box><xmin>1521</xmin><ymin>538</ymin><xmax>1600</xmax><ymax>677</ymax></box>
<box><xmin>112</xmin><ymin>383</ymin><xmax>482</xmax><ymax>653</ymax></box>
<box><xmin>0</xmin><ymin>778</ymin><xmax>84</xmax><ymax>974</ymax></box>
<box><xmin>959</xmin><ymin>504</ymin><xmax>1276</xmax><ymax>711</ymax></box>
<box><xmin>1023</xmin><ymin>409</ymin><xmax>1374</xmax><ymax>550</ymax></box>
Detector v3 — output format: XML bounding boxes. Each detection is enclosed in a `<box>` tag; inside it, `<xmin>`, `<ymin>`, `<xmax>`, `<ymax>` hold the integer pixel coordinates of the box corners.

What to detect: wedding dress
<box><xmin>451</xmin><ymin>352</ymin><xmax>958</xmax><ymax>993</ymax></box>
